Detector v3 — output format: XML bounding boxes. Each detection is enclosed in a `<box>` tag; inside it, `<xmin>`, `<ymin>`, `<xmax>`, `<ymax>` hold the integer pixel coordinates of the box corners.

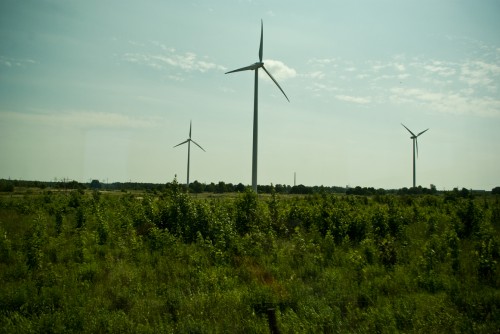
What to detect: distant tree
<box><xmin>290</xmin><ymin>184</ymin><xmax>310</xmax><ymax>194</ymax></box>
<box><xmin>235</xmin><ymin>183</ymin><xmax>246</xmax><ymax>193</ymax></box>
<box><xmin>347</xmin><ymin>186</ymin><xmax>372</xmax><ymax>195</ymax></box>
<box><xmin>190</xmin><ymin>180</ymin><xmax>204</xmax><ymax>193</ymax></box>
<box><xmin>205</xmin><ymin>182</ymin><xmax>216</xmax><ymax>193</ymax></box>
<box><xmin>398</xmin><ymin>187</ymin><xmax>409</xmax><ymax>195</ymax></box>
<box><xmin>258</xmin><ymin>185</ymin><xmax>273</xmax><ymax>194</ymax></box>
<box><xmin>331</xmin><ymin>186</ymin><xmax>347</xmax><ymax>193</ymax></box>
<box><xmin>0</xmin><ymin>179</ymin><xmax>14</xmax><ymax>192</ymax></box>
<box><xmin>90</xmin><ymin>179</ymin><xmax>101</xmax><ymax>190</ymax></box>
<box><xmin>215</xmin><ymin>181</ymin><xmax>227</xmax><ymax>193</ymax></box>
<box><xmin>67</xmin><ymin>180</ymin><xmax>84</xmax><ymax>190</ymax></box>
<box><xmin>226</xmin><ymin>183</ymin><xmax>235</xmax><ymax>193</ymax></box>
<box><xmin>492</xmin><ymin>186</ymin><xmax>500</xmax><ymax>195</ymax></box>
<box><xmin>274</xmin><ymin>184</ymin><xmax>286</xmax><ymax>194</ymax></box>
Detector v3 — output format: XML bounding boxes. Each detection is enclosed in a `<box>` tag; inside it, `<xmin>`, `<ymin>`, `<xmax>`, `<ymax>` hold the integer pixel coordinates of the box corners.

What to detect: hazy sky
<box><xmin>1</xmin><ymin>1</ymin><xmax>499</xmax><ymax>190</ymax></box>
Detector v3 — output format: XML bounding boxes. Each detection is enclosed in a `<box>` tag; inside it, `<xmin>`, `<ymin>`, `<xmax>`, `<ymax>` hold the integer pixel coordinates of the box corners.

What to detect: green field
<box><xmin>0</xmin><ymin>184</ymin><xmax>499</xmax><ymax>333</ymax></box>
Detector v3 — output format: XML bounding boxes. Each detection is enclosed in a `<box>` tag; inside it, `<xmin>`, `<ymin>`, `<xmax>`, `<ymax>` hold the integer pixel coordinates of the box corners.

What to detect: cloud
<box><xmin>422</xmin><ymin>61</ymin><xmax>456</xmax><ymax>77</ymax></box>
<box><xmin>307</xmin><ymin>58</ymin><xmax>338</xmax><ymax>67</ymax></box>
<box><xmin>369</xmin><ymin>61</ymin><xmax>391</xmax><ymax>72</ymax></box>
<box><xmin>394</xmin><ymin>63</ymin><xmax>406</xmax><ymax>72</ymax></box>
<box><xmin>308</xmin><ymin>82</ymin><xmax>339</xmax><ymax>93</ymax></box>
<box><xmin>366</xmin><ymin>59</ymin><xmax>411</xmax><ymax>81</ymax></box>
<box><xmin>305</xmin><ymin>71</ymin><xmax>326</xmax><ymax>79</ymax></box>
<box><xmin>335</xmin><ymin>94</ymin><xmax>371</xmax><ymax>104</ymax></box>
<box><xmin>390</xmin><ymin>87</ymin><xmax>500</xmax><ymax>118</ymax></box>
<box><xmin>406</xmin><ymin>58</ymin><xmax>499</xmax><ymax>89</ymax></box>
<box><xmin>0</xmin><ymin>56</ymin><xmax>37</xmax><ymax>67</ymax></box>
<box><xmin>356</xmin><ymin>73</ymin><xmax>370</xmax><ymax>79</ymax></box>
<box><xmin>260</xmin><ymin>59</ymin><xmax>297</xmax><ymax>81</ymax></box>
<box><xmin>305</xmin><ymin>42</ymin><xmax>500</xmax><ymax>117</ymax></box>
<box><xmin>460</xmin><ymin>60</ymin><xmax>500</xmax><ymax>86</ymax></box>
<box><xmin>124</xmin><ymin>51</ymin><xmax>226</xmax><ymax>73</ymax></box>
<box><xmin>122</xmin><ymin>43</ymin><xmax>226</xmax><ymax>75</ymax></box>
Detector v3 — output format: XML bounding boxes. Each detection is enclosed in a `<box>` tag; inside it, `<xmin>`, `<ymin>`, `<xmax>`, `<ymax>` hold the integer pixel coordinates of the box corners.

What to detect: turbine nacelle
<box><xmin>225</xmin><ymin>21</ymin><xmax>289</xmax><ymax>102</ymax></box>
<box><xmin>225</xmin><ymin>62</ymin><xmax>264</xmax><ymax>74</ymax></box>
<box><xmin>173</xmin><ymin>121</ymin><xmax>206</xmax><ymax>152</ymax></box>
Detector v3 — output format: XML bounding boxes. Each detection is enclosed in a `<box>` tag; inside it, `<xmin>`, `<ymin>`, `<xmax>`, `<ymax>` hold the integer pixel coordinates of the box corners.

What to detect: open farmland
<box><xmin>0</xmin><ymin>185</ymin><xmax>499</xmax><ymax>333</ymax></box>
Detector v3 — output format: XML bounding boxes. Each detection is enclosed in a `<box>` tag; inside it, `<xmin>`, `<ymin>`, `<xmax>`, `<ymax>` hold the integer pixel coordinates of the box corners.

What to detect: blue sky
<box><xmin>1</xmin><ymin>0</ymin><xmax>499</xmax><ymax>190</ymax></box>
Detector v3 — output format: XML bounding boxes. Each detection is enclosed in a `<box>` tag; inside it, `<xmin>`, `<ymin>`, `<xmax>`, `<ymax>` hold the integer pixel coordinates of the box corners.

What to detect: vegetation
<box><xmin>1</xmin><ymin>178</ymin><xmax>496</xmax><ymax>195</ymax></box>
<box><xmin>0</xmin><ymin>180</ymin><xmax>499</xmax><ymax>333</ymax></box>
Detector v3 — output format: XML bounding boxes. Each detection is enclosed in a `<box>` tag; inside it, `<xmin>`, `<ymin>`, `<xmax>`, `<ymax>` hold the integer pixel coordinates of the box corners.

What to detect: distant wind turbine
<box><xmin>401</xmin><ymin>123</ymin><xmax>429</xmax><ymax>188</ymax></box>
<box><xmin>225</xmin><ymin>19</ymin><xmax>289</xmax><ymax>193</ymax></box>
<box><xmin>174</xmin><ymin>121</ymin><xmax>205</xmax><ymax>188</ymax></box>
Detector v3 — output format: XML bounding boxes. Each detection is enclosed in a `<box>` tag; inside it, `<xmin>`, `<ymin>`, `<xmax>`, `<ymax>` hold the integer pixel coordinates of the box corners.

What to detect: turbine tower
<box><xmin>401</xmin><ymin>123</ymin><xmax>429</xmax><ymax>188</ymax></box>
<box><xmin>225</xmin><ymin>20</ymin><xmax>289</xmax><ymax>193</ymax></box>
<box><xmin>174</xmin><ymin>121</ymin><xmax>205</xmax><ymax>188</ymax></box>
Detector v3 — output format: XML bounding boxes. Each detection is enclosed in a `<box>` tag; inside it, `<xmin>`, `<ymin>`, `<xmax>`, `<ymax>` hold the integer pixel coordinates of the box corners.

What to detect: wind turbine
<box><xmin>225</xmin><ymin>19</ymin><xmax>289</xmax><ymax>193</ymax></box>
<box><xmin>174</xmin><ymin>121</ymin><xmax>205</xmax><ymax>188</ymax></box>
<box><xmin>401</xmin><ymin>123</ymin><xmax>429</xmax><ymax>188</ymax></box>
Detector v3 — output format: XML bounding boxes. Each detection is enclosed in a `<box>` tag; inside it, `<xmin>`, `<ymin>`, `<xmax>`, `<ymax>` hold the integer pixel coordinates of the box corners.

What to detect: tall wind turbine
<box><xmin>225</xmin><ymin>20</ymin><xmax>289</xmax><ymax>193</ymax></box>
<box><xmin>174</xmin><ymin>121</ymin><xmax>205</xmax><ymax>188</ymax></box>
<box><xmin>401</xmin><ymin>123</ymin><xmax>429</xmax><ymax>188</ymax></box>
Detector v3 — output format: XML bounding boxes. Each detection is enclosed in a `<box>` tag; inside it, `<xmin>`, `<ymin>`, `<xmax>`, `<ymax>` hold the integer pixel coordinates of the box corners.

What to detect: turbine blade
<box><xmin>173</xmin><ymin>139</ymin><xmax>189</xmax><ymax>148</ymax></box>
<box><xmin>189</xmin><ymin>121</ymin><xmax>192</xmax><ymax>139</ymax></box>
<box><xmin>401</xmin><ymin>123</ymin><xmax>416</xmax><ymax>137</ymax></box>
<box><xmin>191</xmin><ymin>140</ymin><xmax>206</xmax><ymax>152</ymax></box>
<box><xmin>417</xmin><ymin>128</ymin><xmax>429</xmax><ymax>137</ymax></box>
<box><xmin>259</xmin><ymin>20</ymin><xmax>263</xmax><ymax>63</ymax></box>
<box><xmin>225</xmin><ymin>63</ymin><xmax>260</xmax><ymax>74</ymax></box>
<box><xmin>262</xmin><ymin>66</ymin><xmax>290</xmax><ymax>102</ymax></box>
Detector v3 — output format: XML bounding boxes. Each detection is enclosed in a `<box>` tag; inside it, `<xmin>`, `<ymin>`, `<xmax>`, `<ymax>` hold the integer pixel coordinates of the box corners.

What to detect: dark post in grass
<box><xmin>267</xmin><ymin>308</ymin><xmax>280</xmax><ymax>334</ymax></box>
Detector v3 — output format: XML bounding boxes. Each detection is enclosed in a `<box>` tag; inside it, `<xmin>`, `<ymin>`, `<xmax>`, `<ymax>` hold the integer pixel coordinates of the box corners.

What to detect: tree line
<box><xmin>1</xmin><ymin>178</ymin><xmax>498</xmax><ymax>196</ymax></box>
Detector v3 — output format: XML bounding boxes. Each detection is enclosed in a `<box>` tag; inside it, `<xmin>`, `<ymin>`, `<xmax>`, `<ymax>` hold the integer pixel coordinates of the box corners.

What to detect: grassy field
<box><xmin>0</xmin><ymin>185</ymin><xmax>499</xmax><ymax>333</ymax></box>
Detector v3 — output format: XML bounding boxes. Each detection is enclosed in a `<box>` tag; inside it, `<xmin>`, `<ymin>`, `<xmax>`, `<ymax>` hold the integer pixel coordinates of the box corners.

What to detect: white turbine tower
<box><xmin>225</xmin><ymin>19</ymin><xmax>289</xmax><ymax>193</ymax></box>
<box><xmin>401</xmin><ymin>123</ymin><xmax>429</xmax><ymax>188</ymax></box>
<box><xmin>174</xmin><ymin>121</ymin><xmax>205</xmax><ymax>188</ymax></box>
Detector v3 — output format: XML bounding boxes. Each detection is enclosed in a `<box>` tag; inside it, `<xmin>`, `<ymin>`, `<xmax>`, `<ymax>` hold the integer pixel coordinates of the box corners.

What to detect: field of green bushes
<box><xmin>0</xmin><ymin>183</ymin><xmax>499</xmax><ymax>333</ymax></box>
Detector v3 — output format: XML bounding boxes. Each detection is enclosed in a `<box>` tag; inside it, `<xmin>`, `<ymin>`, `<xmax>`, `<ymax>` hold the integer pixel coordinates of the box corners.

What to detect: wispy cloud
<box><xmin>304</xmin><ymin>44</ymin><xmax>500</xmax><ymax>117</ymax></box>
<box><xmin>335</xmin><ymin>94</ymin><xmax>371</xmax><ymax>104</ymax></box>
<box><xmin>460</xmin><ymin>60</ymin><xmax>500</xmax><ymax>87</ymax></box>
<box><xmin>390</xmin><ymin>87</ymin><xmax>500</xmax><ymax>117</ymax></box>
<box><xmin>122</xmin><ymin>41</ymin><xmax>226</xmax><ymax>75</ymax></box>
<box><xmin>421</xmin><ymin>61</ymin><xmax>456</xmax><ymax>77</ymax></box>
<box><xmin>307</xmin><ymin>82</ymin><xmax>339</xmax><ymax>93</ymax></box>
<box><xmin>124</xmin><ymin>51</ymin><xmax>226</xmax><ymax>73</ymax></box>
<box><xmin>307</xmin><ymin>58</ymin><xmax>339</xmax><ymax>67</ymax></box>
<box><xmin>305</xmin><ymin>71</ymin><xmax>325</xmax><ymax>79</ymax></box>
<box><xmin>0</xmin><ymin>56</ymin><xmax>37</xmax><ymax>67</ymax></box>
<box><xmin>394</xmin><ymin>63</ymin><xmax>406</xmax><ymax>72</ymax></box>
